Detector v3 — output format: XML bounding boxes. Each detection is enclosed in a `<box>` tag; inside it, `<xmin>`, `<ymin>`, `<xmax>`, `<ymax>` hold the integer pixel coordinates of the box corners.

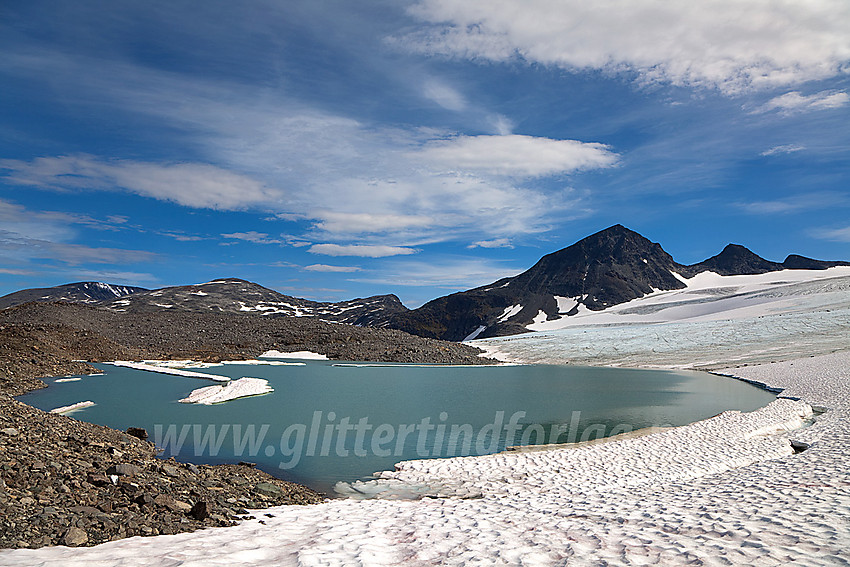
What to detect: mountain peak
<box><xmin>688</xmin><ymin>244</ymin><xmax>783</xmax><ymax>276</ymax></box>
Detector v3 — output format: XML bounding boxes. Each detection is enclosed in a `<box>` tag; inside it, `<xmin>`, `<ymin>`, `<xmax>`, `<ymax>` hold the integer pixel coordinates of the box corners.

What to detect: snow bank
<box><xmin>178</xmin><ymin>377</ymin><xmax>273</xmax><ymax>405</ymax></box>
<box><xmin>49</xmin><ymin>401</ymin><xmax>95</xmax><ymax>414</ymax></box>
<box><xmin>259</xmin><ymin>350</ymin><xmax>328</xmax><ymax>360</ymax></box>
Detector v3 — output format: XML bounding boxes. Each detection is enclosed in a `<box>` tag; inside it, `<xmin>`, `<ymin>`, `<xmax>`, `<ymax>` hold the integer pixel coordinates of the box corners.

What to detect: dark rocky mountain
<box><xmin>385</xmin><ymin>225</ymin><xmax>850</xmax><ymax>341</ymax></box>
<box><xmin>684</xmin><ymin>244</ymin><xmax>784</xmax><ymax>276</ymax></box>
<box><xmin>781</xmin><ymin>254</ymin><xmax>850</xmax><ymax>270</ymax></box>
<box><xmin>0</xmin><ymin>282</ymin><xmax>147</xmax><ymax>310</ymax></box>
<box><xmin>96</xmin><ymin>278</ymin><xmax>408</xmax><ymax>327</ymax></box>
<box><xmin>386</xmin><ymin>225</ymin><xmax>688</xmax><ymax>340</ymax></box>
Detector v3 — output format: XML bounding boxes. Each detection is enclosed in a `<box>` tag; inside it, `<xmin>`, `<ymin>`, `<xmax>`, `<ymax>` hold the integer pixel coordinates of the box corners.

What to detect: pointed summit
<box><xmin>687</xmin><ymin>244</ymin><xmax>783</xmax><ymax>276</ymax></box>
<box><xmin>510</xmin><ymin>225</ymin><xmax>685</xmax><ymax>305</ymax></box>
<box><xmin>388</xmin><ymin>225</ymin><xmax>688</xmax><ymax>340</ymax></box>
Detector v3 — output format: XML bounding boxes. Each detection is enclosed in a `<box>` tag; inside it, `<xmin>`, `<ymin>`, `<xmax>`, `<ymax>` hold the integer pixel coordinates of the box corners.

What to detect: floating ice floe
<box><xmin>259</xmin><ymin>350</ymin><xmax>329</xmax><ymax>360</ymax></box>
<box><xmin>108</xmin><ymin>361</ymin><xmax>229</xmax><ymax>381</ymax></box>
<box><xmin>49</xmin><ymin>401</ymin><xmax>95</xmax><ymax>414</ymax></box>
<box><xmin>178</xmin><ymin>377</ymin><xmax>273</xmax><ymax>405</ymax></box>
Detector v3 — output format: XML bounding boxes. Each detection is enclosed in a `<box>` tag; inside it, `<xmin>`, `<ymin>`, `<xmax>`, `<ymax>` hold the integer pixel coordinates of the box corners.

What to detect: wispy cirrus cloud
<box><xmin>0</xmin><ymin>230</ymin><xmax>157</xmax><ymax>265</ymax></box>
<box><xmin>221</xmin><ymin>231</ymin><xmax>283</xmax><ymax>244</ymax></box>
<box><xmin>760</xmin><ymin>144</ymin><xmax>805</xmax><ymax>157</ymax></box>
<box><xmin>399</xmin><ymin>0</ymin><xmax>850</xmax><ymax>94</ymax></box>
<box><xmin>0</xmin><ymin>155</ymin><xmax>282</xmax><ymax>211</ymax></box>
<box><xmin>353</xmin><ymin>256</ymin><xmax>523</xmax><ymax>293</ymax></box>
<box><xmin>303</xmin><ymin>264</ymin><xmax>361</xmax><ymax>273</ymax></box>
<box><xmin>753</xmin><ymin>90</ymin><xmax>849</xmax><ymax>115</ymax></box>
<box><xmin>735</xmin><ymin>191</ymin><xmax>848</xmax><ymax>215</ymax></box>
<box><xmin>810</xmin><ymin>226</ymin><xmax>850</xmax><ymax>242</ymax></box>
<box><xmin>308</xmin><ymin>244</ymin><xmax>419</xmax><ymax>258</ymax></box>
<box><xmin>0</xmin><ymin>198</ymin><xmax>157</xmax><ymax>266</ymax></box>
<box><xmin>422</xmin><ymin>79</ymin><xmax>467</xmax><ymax>111</ymax></box>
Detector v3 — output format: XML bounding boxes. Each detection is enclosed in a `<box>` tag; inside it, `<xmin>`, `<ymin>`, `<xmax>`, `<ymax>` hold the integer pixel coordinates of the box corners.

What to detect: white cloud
<box><xmin>760</xmin><ymin>144</ymin><xmax>806</xmax><ymax>157</ymax></box>
<box><xmin>310</xmin><ymin>211</ymin><xmax>436</xmax><ymax>235</ymax></box>
<box><xmin>353</xmin><ymin>257</ymin><xmax>522</xmax><ymax>291</ymax></box>
<box><xmin>401</xmin><ymin>0</ymin><xmax>850</xmax><ymax>93</ymax></box>
<box><xmin>0</xmin><ymin>48</ymin><xmax>605</xmax><ymax>247</ymax></box>
<box><xmin>309</xmin><ymin>244</ymin><xmax>420</xmax><ymax>258</ymax></box>
<box><xmin>423</xmin><ymin>79</ymin><xmax>467</xmax><ymax>111</ymax></box>
<box><xmin>221</xmin><ymin>231</ymin><xmax>283</xmax><ymax>244</ymax></box>
<box><xmin>416</xmin><ymin>135</ymin><xmax>618</xmax><ymax>177</ymax></box>
<box><xmin>0</xmin><ymin>155</ymin><xmax>282</xmax><ymax>210</ymax></box>
<box><xmin>754</xmin><ymin>90</ymin><xmax>849</xmax><ymax>115</ymax></box>
<box><xmin>811</xmin><ymin>226</ymin><xmax>850</xmax><ymax>242</ymax></box>
<box><xmin>159</xmin><ymin>231</ymin><xmax>206</xmax><ymax>242</ymax></box>
<box><xmin>468</xmin><ymin>238</ymin><xmax>513</xmax><ymax>249</ymax></box>
<box><xmin>303</xmin><ymin>264</ymin><xmax>361</xmax><ymax>273</ymax></box>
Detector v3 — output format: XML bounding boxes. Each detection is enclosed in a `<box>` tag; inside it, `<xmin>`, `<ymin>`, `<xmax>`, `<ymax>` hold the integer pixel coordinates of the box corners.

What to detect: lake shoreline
<box><xmin>0</xmin><ymin>306</ymin><xmax>495</xmax><ymax>550</ymax></box>
<box><xmin>3</xmin><ymin>350</ymin><xmax>847</xmax><ymax>564</ymax></box>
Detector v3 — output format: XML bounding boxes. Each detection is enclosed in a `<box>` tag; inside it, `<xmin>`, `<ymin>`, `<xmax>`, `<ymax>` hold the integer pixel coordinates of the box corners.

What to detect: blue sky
<box><xmin>1</xmin><ymin>1</ymin><xmax>849</xmax><ymax>307</ymax></box>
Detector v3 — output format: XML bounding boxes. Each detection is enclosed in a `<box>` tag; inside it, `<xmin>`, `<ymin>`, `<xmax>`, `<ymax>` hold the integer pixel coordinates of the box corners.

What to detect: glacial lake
<box><xmin>19</xmin><ymin>360</ymin><xmax>775</xmax><ymax>495</ymax></box>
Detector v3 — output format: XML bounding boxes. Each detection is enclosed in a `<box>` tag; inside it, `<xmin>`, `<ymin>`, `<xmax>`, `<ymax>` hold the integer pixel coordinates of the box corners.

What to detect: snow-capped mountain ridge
<box><xmin>97</xmin><ymin>278</ymin><xmax>408</xmax><ymax>327</ymax></box>
<box><xmin>385</xmin><ymin>225</ymin><xmax>850</xmax><ymax>341</ymax></box>
<box><xmin>0</xmin><ymin>282</ymin><xmax>148</xmax><ymax>310</ymax></box>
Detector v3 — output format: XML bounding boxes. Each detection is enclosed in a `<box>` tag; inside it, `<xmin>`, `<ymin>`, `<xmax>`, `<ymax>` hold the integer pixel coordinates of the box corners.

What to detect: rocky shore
<box><xmin>0</xmin><ymin>395</ymin><xmax>324</xmax><ymax>549</ymax></box>
<box><xmin>0</xmin><ymin>301</ymin><xmax>493</xmax><ymax>549</ymax></box>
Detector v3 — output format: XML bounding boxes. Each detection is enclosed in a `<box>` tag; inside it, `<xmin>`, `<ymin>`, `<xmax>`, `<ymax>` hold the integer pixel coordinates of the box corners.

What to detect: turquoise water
<box><xmin>19</xmin><ymin>361</ymin><xmax>775</xmax><ymax>494</ymax></box>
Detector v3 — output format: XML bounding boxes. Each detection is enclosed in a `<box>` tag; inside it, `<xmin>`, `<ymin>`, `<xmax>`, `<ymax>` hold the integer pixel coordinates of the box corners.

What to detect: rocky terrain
<box><xmin>0</xmin><ymin>395</ymin><xmax>323</xmax><ymax>549</ymax></box>
<box><xmin>0</xmin><ymin>301</ymin><xmax>492</xmax><ymax>549</ymax></box>
<box><xmin>0</xmin><ymin>301</ymin><xmax>489</xmax><ymax>370</ymax></box>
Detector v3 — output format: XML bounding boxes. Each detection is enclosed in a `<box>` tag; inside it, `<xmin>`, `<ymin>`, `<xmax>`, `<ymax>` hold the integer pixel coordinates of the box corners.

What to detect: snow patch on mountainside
<box><xmin>497</xmin><ymin>305</ymin><xmax>523</xmax><ymax>322</ymax></box>
<box><xmin>463</xmin><ymin>325</ymin><xmax>488</xmax><ymax>341</ymax></box>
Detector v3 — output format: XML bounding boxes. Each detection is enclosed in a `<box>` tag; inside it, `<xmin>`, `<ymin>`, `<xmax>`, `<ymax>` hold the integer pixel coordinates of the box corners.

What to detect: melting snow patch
<box><xmin>497</xmin><ymin>305</ymin><xmax>523</xmax><ymax>323</ymax></box>
<box><xmin>108</xmin><ymin>361</ymin><xmax>230</xmax><ymax>381</ymax></box>
<box><xmin>179</xmin><ymin>377</ymin><xmax>273</xmax><ymax>405</ymax></box>
<box><xmin>531</xmin><ymin>310</ymin><xmax>548</xmax><ymax>325</ymax></box>
<box><xmin>259</xmin><ymin>350</ymin><xmax>329</xmax><ymax>360</ymax></box>
<box><xmin>49</xmin><ymin>401</ymin><xmax>95</xmax><ymax>414</ymax></box>
<box><xmin>463</xmin><ymin>325</ymin><xmax>487</xmax><ymax>341</ymax></box>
